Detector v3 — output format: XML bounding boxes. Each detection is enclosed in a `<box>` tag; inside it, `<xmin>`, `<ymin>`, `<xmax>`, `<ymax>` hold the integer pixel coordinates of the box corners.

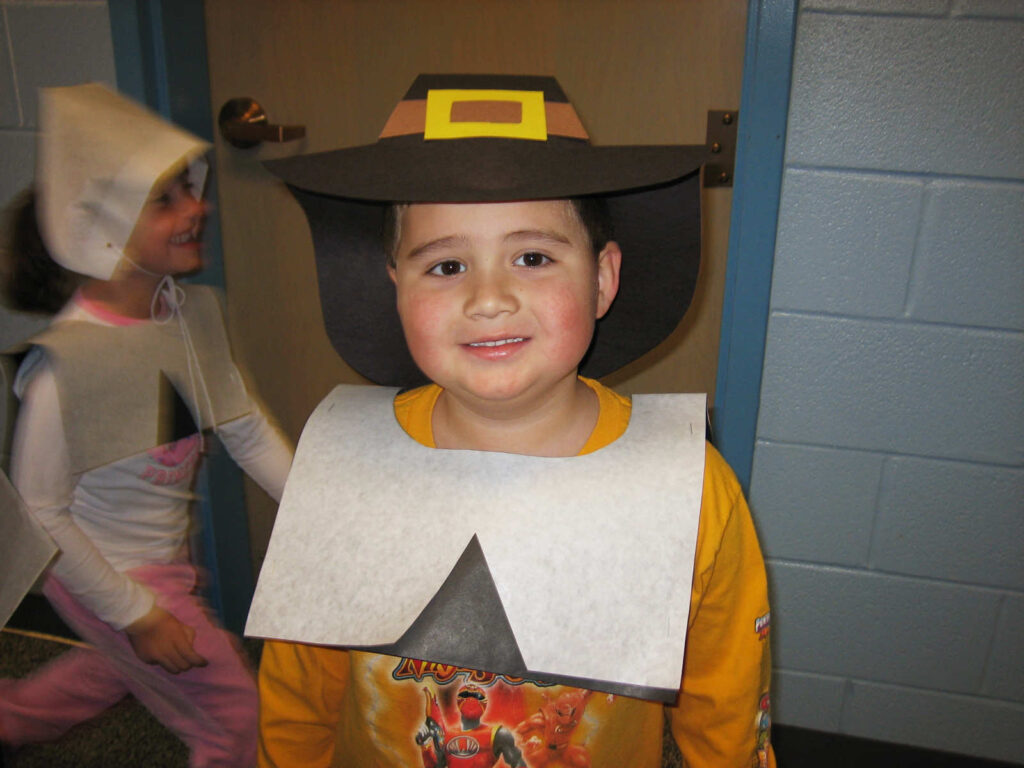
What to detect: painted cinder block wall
<box><xmin>749</xmin><ymin>0</ymin><xmax>1024</xmax><ymax>762</ymax></box>
<box><xmin>0</xmin><ymin>0</ymin><xmax>116</xmax><ymax>468</ymax></box>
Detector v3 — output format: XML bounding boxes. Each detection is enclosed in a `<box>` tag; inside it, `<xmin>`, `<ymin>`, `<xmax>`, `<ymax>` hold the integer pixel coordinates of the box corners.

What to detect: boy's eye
<box><xmin>428</xmin><ymin>260</ymin><xmax>465</xmax><ymax>276</ymax></box>
<box><xmin>514</xmin><ymin>251</ymin><xmax>551</xmax><ymax>268</ymax></box>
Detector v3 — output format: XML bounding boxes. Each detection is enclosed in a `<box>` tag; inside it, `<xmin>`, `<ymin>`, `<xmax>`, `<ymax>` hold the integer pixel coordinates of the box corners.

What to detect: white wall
<box><xmin>0</xmin><ymin>0</ymin><xmax>116</xmax><ymax>205</ymax></box>
<box><xmin>0</xmin><ymin>0</ymin><xmax>116</xmax><ymax>466</ymax></box>
<box><xmin>751</xmin><ymin>0</ymin><xmax>1024</xmax><ymax>761</ymax></box>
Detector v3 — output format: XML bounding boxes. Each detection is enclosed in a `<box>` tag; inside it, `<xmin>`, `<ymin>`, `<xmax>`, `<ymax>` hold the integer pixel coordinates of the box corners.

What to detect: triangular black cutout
<box><xmin>367</xmin><ymin>535</ymin><xmax>526</xmax><ymax>676</ymax></box>
<box><xmin>362</xmin><ymin>536</ymin><xmax>681</xmax><ymax>702</ymax></box>
<box><xmin>156</xmin><ymin>373</ymin><xmax>200</xmax><ymax>445</ymax></box>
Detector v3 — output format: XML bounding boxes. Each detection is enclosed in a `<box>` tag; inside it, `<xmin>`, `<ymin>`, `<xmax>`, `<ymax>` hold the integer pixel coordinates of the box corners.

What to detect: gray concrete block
<box><xmin>787</xmin><ymin>15</ymin><xmax>1024</xmax><ymax>178</ymax></box>
<box><xmin>910</xmin><ymin>181</ymin><xmax>1024</xmax><ymax>330</ymax></box>
<box><xmin>872</xmin><ymin>458</ymin><xmax>1024</xmax><ymax>589</ymax></box>
<box><xmin>803</xmin><ymin>0</ymin><xmax>951</xmax><ymax>14</ymax></box>
<box><xmin>750</xmin><ymin>442</ymin><xmax>883</xmax><ymax>565</ymax></box>
<box><xmin>843</xmin><ymin>680</ymin><xmax>1024</xmax><ymax>763</ymax></box>
<box><xmin>0</xmin><ymin>12</ymin><xmax>20</xmax><ymax>127</ymax></box>
<box><xmin>771</xmin><ymin>669</ymin><xmax>846</xmax><ymax>731</ymax></box>
<box><xmin>6</xmin><ymin>4</ymin><xmax>115</xmax><ymax>128</ymax></box>
<box><xmin>984</xmin><ymin>595</ymin><xmax>1024</xmax><ymax>702</ymax></box>
<box><xmin>757</xmin><ymin>313</ymin><xmax>1024</xmax><ymax>465</ymax></box>
<box><xmin>0</xmin><ymin>132</ymin><xmax>36</xmax><ymax>209</ymax></box>
<box><xmin>0</xmin><ymin>303</ymin><xmax>49</xmax><ymax>354</ymax></box>
<box><xmin>953</xmin><ymin>0</ymin><xmax>1024</xmax><ymax>18</ymax></box>
<box><xmin>770</xmin><ymin>562</ymin><xmax>1001</xmax><ymax>692</ymax></box>
<box><xmin>772</xmin><ymin>169</ymin><xmax>922</xmax><ymax>317</ymax></box>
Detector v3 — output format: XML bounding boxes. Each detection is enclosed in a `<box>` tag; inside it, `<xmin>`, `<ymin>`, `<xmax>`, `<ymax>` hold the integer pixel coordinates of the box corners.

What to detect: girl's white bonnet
<box><xmin>37</xmin><ymin>83</ymin><xmax>211</xmax><ymax>280</ymax></box>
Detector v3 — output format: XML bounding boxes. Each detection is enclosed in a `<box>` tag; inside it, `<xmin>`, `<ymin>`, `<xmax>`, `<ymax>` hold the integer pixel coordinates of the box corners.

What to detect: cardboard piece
<box><xmin>247</xmin><ymin>385</ymin><xmax>706</xmax><ymax>700</ymax></box>
<box><xmin>29</xmin><ymin>286</ymin><xmax>250</xmax><ymax>475</ymax></box>
<box><xmin>0</xmin><ymin>471</ymin><xmax>57</xmax><ymax>627</ymax></box>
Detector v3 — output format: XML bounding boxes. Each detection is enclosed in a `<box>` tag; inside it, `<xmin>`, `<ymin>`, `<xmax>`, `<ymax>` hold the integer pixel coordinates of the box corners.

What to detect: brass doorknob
<box><xmin>218</xmin><ymin>97</ymin><xmax>305</xmax><ymax>149</ymax></box>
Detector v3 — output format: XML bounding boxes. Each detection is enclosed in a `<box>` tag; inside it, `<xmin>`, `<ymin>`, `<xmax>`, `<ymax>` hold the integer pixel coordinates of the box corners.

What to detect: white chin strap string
<box><xmin>122</xmin><ymin>252</ymin><xmax>220</xmax><ymax>446</ymax></box>
<box><xmin>151</xmin><ymin>275</ymin><xmax>219</xmax><ymax>446</ymax></box>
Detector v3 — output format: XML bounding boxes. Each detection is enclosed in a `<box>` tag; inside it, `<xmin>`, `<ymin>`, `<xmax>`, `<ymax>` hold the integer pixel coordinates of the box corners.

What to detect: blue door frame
<box><xmin>713</xmin><ymin>0</ymin><xmax>798</xmax><ymax>491</ymax></box>
<box><xmin>107</xmin><ymin>0</ymin><xmax>252</xmax><ymax>635</ymax></box>
<box><xmin>105</xmin><ymin>0</ymin><xmax>797</xmax><ymax>627</ymax></box>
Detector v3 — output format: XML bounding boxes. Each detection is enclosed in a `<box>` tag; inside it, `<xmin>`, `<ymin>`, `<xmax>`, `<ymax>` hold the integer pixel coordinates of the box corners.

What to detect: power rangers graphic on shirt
<box><xmin>417</xmin><ymin>684</ymin><xmax>525</xmax><ymax>768</ymax></box>
<box><xmin>384</xmin><ymin>657</ymin><xmax>620</xmax><ymax>768</ymax></box>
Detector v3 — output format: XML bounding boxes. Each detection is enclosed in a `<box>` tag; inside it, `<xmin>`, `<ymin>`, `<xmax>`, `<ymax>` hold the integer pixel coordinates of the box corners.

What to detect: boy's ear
<box><xmin>387</xmin><ymin>264</ymin><xmax>397</xmax><ymax>284</ymax></box>
<box><xmin>595</xmin><ymin>241</ymin><xmax>622</xmax><ymax>319</ymax></box>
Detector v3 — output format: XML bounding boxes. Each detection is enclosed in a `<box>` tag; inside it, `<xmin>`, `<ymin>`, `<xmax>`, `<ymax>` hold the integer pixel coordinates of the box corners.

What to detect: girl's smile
<box><xmin>126</xmin><ymin>172</ymin><xmax>208</xmax><ymax>277</ymax></box>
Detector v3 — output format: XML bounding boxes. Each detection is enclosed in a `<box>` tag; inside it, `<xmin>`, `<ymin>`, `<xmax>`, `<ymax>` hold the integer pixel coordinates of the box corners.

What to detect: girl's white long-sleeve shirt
<box><xmin>11</xmin><ymin>296</ymin><xmax>293</xmax><ymax>631</ymax></box>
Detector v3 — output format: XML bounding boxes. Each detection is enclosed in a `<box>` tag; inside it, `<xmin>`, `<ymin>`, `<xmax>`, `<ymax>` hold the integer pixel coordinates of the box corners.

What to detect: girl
<box><xmin>0</xmin><ymin>83</ymin><xmax>292</xmax><ymax>767</ymax></box>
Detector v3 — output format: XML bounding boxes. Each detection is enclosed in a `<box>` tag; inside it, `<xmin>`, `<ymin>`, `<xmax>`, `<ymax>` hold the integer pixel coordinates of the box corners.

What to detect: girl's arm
<box><xmin>12</xmin><ymin>363</ymin><xmax>155</xmax><ymax>629</ymax></box>
<box><xmin>218</xmin><ymin>399</ymin><xmax>294</xmax><ymax>502</ymax></box>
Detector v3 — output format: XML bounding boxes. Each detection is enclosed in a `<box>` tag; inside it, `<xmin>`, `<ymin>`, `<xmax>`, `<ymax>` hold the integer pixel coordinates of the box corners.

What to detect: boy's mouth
<box><xmin>467</xmin><ymin>337</ymin><xmax>526</xmax><ymax>348</ymax></box>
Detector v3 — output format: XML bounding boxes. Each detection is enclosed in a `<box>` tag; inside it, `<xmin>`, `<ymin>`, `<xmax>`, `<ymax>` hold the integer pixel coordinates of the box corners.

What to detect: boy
<box><xmin>251</xmin><ymin>75</ymin><xmax>774</xmax><ymax>768</ymax></box>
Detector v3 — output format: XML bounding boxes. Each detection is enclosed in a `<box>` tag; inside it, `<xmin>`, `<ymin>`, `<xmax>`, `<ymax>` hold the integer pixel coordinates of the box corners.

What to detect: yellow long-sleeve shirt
<box><xmin>257</xmin><ymin>379</ymin><xmax>775</xmax><ymax>768</ymax></box>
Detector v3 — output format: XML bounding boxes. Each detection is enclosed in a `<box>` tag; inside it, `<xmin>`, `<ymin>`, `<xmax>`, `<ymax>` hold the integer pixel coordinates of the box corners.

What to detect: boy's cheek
<box><xmin>396</xmin><ymin>294</ymin><xmax>449</xmax><ymax>360</ymax></box>
<box><xmin>396</xmin><ymin>288</ymin><xmax>447</xmax><ymax>327</ymax></box>
<box><xmin>537</xmin><ymin>289</ymin><xmax>601</xmax><ymax>361</ymax></box>
<box><xmin>546</xmin><ymin>285</ymin><xmax>599</xmax><ymax>328</ymax></box>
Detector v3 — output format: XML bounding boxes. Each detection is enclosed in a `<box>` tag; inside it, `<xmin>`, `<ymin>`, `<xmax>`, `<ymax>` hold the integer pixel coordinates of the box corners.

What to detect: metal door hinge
<box><xmin>705</xmin><ymin>110</ymin><xmax>738</xmax><ymax>188</ymax></box>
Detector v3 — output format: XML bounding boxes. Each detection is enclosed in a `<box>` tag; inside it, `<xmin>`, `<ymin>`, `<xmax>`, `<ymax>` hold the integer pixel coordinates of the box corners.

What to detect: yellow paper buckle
<box><xmin>424</xmin><ymin>89</ymin><xmax>547</xmax><ymax>141</ymax></box>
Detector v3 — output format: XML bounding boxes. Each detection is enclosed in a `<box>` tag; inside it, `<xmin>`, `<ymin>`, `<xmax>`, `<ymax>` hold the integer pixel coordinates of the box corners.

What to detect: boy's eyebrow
<box><xmin>504</xmin><ymin>229</ymin><xmax>573</xmax><ymax>246</ymax></box>
<box><xmin>403</xmin><ymin>229</ymin><xmax>572</xmax><ymax>261</ymax></box>
<box><xmin>404</xmin><ymin>235</ymin><xmax>471</xmax><ymax>261</ymax></box>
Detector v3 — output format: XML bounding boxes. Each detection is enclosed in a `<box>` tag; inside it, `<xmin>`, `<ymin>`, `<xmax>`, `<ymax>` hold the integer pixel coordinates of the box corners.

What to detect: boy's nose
<box><xmin>464</xmin><ymin>270</ymin><xmax>519</xmax><ymax>319</ymax></box>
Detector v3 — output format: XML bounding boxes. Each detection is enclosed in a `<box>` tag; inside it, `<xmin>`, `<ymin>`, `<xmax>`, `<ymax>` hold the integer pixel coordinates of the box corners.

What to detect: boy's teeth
<box><xmin>469</xmin><ymin>337</ymin><xmax>524</xmax><ymax>347</ymax></box>
<box><xmin>170</xmin><ymin>233</ymin><xmax>194</xmax><ymax>244</ymax></box>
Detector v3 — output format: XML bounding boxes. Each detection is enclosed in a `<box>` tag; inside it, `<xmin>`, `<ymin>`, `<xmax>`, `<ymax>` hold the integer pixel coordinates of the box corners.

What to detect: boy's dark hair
<box><xmin>382</xmin><ymin>197</ymin><xmax>614</xmax><ymax>267</ymax></box>
<box><xmin>570</xmin><ymin>196</ymin><xmax>614</xmax><ymax>258</ymax></box>
<box><xmin>3</xmin><ymin>189</ymin><xmax>81</xmax><ymax>313</ymax></box>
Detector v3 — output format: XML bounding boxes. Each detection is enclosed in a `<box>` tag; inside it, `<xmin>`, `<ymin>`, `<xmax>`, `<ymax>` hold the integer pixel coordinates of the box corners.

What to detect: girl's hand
<box><xmin>125</xmin><ymin>606</ymin><xmax>208</xmax><ymax>673</ymax></box>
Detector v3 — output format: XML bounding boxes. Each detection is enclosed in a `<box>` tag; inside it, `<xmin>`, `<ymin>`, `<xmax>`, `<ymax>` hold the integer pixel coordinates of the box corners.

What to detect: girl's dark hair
<box><xmin>3</xmin><ymin>189</ymin><xmax>81</xmax><ymax>313</ymax></box>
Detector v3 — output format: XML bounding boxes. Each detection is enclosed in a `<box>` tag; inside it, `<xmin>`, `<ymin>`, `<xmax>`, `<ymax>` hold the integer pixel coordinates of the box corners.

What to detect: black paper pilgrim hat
<box><xmin>265</xmin><ymin>74</ymin><xmax>707</xmax><ymax>388</ymax></box>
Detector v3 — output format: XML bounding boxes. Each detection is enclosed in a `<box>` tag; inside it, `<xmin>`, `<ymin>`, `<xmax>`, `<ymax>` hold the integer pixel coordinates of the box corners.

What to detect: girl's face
<box><xmin>125</xmin><ymin>172</ymin><xmax>208</xmax><ymax>276</ymax></box>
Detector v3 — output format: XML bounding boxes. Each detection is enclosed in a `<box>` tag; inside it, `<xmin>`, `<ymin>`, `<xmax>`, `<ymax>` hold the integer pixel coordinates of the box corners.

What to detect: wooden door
<box><xmin>203</xmin><ymin>0</ymin><xmax>747</xmax><ymax>567</ymax></box>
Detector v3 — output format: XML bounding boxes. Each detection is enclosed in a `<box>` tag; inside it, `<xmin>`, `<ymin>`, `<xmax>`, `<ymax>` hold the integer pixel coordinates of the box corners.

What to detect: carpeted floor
<box><xmin>0</xmin><ymin>630</ymin><xmax>188</xmax><ymax>767</ymax></box>
<box><xmin>0</xmin><ymin>628</ymin><xmax>683</xmax><ymax>768</ymax></box>
<box><xmin>0</xmin><ymin>627</ymin><xmax>685</xmax><ymax>768</ymax></box>
<box><xmin>1</xmin><ymin>598</ymin><xmax>1017</xmax><ymax>768</ymax></box>
<box><xmin>0</xmin><ymin>597</ymin><xmax>684</xmax><ymax>768</ymax></box>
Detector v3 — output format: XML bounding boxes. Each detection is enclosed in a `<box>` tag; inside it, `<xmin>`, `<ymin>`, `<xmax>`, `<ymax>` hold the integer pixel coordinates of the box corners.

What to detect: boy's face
<box><xmin>388</xmin><ymin>201</ymin><xmax>620</xmax><ymax>410</ymax></box>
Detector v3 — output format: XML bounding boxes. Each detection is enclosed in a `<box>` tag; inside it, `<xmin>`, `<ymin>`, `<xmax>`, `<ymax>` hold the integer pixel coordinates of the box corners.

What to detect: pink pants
<box><xmin>0</xmin><ymin>563</ymin><xmax>257</xmax><ymax>768</ymax></box>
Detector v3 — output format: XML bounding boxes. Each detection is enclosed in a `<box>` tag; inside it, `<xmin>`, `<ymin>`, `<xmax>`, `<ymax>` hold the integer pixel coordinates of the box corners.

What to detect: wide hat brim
<box><xmin>264</xmin><ymin>75</ymin><xmax>706</xmax><ymax>388</ymax></box>
<box><xmin>276</xmin><ymin>170</ymin><xmax>703</xmax><ymax>388</ymax></box>
<box><xmin>267</xmin><ymin>135</ymin><xmax>704</xmax><ymax>204</ymax></box>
